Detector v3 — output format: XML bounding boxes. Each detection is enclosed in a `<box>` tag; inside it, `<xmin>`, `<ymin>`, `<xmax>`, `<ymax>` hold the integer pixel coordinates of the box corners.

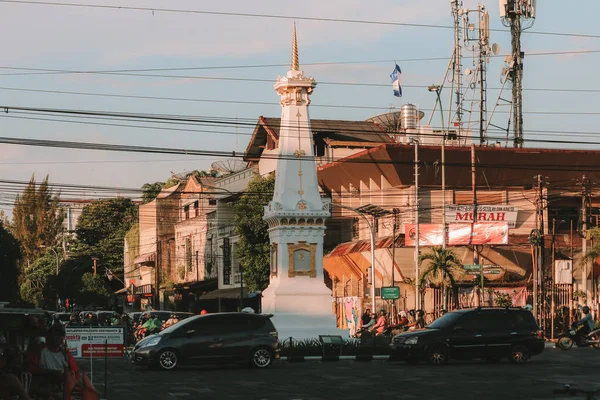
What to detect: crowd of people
<box><xmin>0</xmin><ymin>322</ymin><xmax>99</xmax><ymax>400</ymax></box>
<box><xmin>356</xmin><ymin>308</ymin><xmax>439</xmax><ymax>338</ymax></box>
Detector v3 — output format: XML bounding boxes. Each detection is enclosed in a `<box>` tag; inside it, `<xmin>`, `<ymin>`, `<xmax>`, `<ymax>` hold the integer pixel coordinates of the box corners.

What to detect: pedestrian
<box><xmin>361</xmin><ymin>308</ymin><xmax>372</xmax><ymax>327</ymax></box>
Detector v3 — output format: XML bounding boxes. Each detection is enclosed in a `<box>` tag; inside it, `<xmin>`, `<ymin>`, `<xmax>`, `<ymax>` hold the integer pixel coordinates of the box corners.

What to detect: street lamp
<box><xmin>330</xmin><ymin>203</ymin><xmax>391</xmax><ymax>311</ymax></box>
<box><xmin>40</xmin><ymin>245</ymin><xmax>60</xmax><ymax>275</ymax></box>
<box><xmin>428</xmin><ymin>84</ymin><xmax>447</xmax><ymax>249</ymax></box>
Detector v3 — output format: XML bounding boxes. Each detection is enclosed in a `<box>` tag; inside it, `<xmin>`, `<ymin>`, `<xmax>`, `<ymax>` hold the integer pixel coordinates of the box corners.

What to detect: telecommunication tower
<box><xmin>500</xmin><ymin>0</ymin><xmax>536</xmax><ymax>148</ymax></box>
<box><xmin>430</xmin><ymin>2</ymin><xmax>498</xmax><ymax>146</ymax></box>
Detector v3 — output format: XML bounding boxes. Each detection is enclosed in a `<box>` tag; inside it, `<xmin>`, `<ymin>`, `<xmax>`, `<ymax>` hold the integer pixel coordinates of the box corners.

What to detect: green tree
<box><xmin>141</xmin><ymin>181</ymin><xmax>165</xmax><ymax>204</ymax></box>
<box><xmin>78</xmin><ymin>272</ymin><xmax>111</xmax><ymax>308</ymax></box>
<box><xmin>233</xmin><ymin>173</ymin><xmax>275</xmax><ymax>292</ymax></box>
<box><xmin>19</xmin><ymin>251</ymin><xmax>60</xmax><ymax>308</ymax></box>
<box><xmin>418</xmin><ymin>246</ymin><xmax>464</xmax><ymax>311</ymax></box>
<box><xmin>72</xmin><ymin>198</ymin><xmax>137</xmax><ymax>275</ymax></box>
<box><xmin>0</xmin><ymin>221</ymin><xmax>21</xmax><ymax>303</ymax></box>
<box><xmin>10</xmin><ymin>175</ymin><xmax>64</xmax><ymax>267</ymax></box>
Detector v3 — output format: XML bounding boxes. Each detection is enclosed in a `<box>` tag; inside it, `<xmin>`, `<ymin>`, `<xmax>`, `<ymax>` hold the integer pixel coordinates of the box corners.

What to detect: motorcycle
<box><xmin>556</xmin><ymin>323</ymin><xmax>600</xmax><ymax>350</ymax></box>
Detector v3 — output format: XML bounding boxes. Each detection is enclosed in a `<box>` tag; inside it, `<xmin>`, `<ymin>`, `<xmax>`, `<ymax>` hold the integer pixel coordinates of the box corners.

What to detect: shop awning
<box><xmin>134</xmin><ymin>252</ymin><xmax>156</xmax><ymax>265</ymax></box>
<box><xmin>198</xmin><ymin>287</ymin><xmax>257</xmax><ymax>300</ymax></box>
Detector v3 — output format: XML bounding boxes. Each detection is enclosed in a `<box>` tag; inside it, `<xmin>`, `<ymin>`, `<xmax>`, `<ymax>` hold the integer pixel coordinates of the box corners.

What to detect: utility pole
<box><xmin>92</xmin><ymin>257</ymin><xmax>98</xmax><ymax>276</ymax></box>
<box><xmin>536</xmin><ymin>175</ymin><xmax>546</xmax><ymax>327</ymax></box>
<box><xmin>155</xmin><ymin>241</ymin><xmax>161</xmax><ymax>310</ymax></box>
<box><xmin>414</xmin><ymin>140</ymin><xmax>420</xmax><ymax>310</ymax></box>
<box><xmin>500</xmin><ymin>0</ymin><xmax>536</xmax><ymax>148</ymax></box>
<box><xmin>471</xmin><ymin>145</ymin><xmax>483</xmax><ymax>302</ymax></box>
<box><xmin>451</xmin><ymin>0</ymin><xmax>463</xmax><ymax>135</ymax></box>
<box><xmin>581</xmin><ymin>174</ymin><xmax>591</xmax><ymax>304</ymax></box>
<box><xmin>551</xmin><ymin>218</ymin><xmax>556</xmax><ymax>340</ymax></box>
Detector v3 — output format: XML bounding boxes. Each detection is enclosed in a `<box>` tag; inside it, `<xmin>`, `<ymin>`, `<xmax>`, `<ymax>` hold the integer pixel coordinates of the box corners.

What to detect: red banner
<box><xmin>404</xmin><ymin>224</ymin><xmax>444</xmax><ymax>246</ymax></box>
<box><xmin>448</xmin><ymin>223</ymin><xmax>508</xmax><ymax>245</ymax></box>
<box><xmin>81</xmin><ymin>344</ymin><xmax>124</xmax><ymax>358</ymax></box>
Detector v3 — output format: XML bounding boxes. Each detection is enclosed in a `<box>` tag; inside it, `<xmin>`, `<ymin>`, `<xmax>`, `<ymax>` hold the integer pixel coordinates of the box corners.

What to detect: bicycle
<box><xmin>553</xmin><ymin>384</ymin><xmax>600</xmax><ymax>400</ymax></box>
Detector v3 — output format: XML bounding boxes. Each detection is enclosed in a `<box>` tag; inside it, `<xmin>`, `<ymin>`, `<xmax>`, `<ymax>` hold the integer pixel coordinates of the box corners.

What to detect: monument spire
<box><xmin>261</xmin><ymin>24</ymin><xmax>345</xmax><ymax>341</ymax></box>
<box><xmin>291</xmin><ymin>23</ymin><xmax>299</xmax><ymax>71</ymax></box>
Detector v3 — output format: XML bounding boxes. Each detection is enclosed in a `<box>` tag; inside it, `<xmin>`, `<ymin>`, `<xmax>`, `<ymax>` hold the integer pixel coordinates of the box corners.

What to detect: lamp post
<box><xmin>428</xmin><ymin>84</ymin><xmax>446</xmax><ymax>249</ymax></box>
<box><xmin>40</xmin><ymin>245</ymin><xmax>60</xmax><ymax>275</ymax></box>
<box><xmin>330</xmin><ymin>203</ymin><xmax>391</xmax><ymax>311</ymax></box>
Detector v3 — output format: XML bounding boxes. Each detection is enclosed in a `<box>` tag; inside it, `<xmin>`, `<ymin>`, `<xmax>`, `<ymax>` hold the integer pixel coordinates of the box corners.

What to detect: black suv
<box><xmin>390</xmin><ymin>307</ymin><xmax>544</xmax><ymax>365</ymax></box>
<box><xmin>132</xmin><ymin>313</ymin><xmax>279</xmax><ymax>370</ymax></box>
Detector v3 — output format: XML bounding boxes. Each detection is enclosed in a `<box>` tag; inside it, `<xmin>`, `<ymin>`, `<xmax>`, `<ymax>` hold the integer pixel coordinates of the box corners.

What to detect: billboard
<box><xmin>404</xmin><ymin>224</ymin><xmax>444</xmax><ymax>246</ymax></box>
<box><xmin>448</xmin><ymin>223</ymin><xmax>509</xmax><ymax>245</ymax></box>
<box><xmin>445</xmin><ymin>205</ymin><xmax>519</xmax><ymax>228</ymax></box>
<box><xmin>405</xmin><ymin>222</ymin><xmax>509</xmax><ymax>246</ymax></box>
<box><xmin>65</xmin><ymin>327</ymin><xmax>125</xmax><ymax>358</ymax></box>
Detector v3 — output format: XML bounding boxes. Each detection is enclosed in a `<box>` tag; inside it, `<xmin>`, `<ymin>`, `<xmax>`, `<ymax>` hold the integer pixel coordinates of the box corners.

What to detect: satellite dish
<box><xmin>464</xmin><ymin>68</ymin><xmax>472</xmax><ymax>76</ymax></box>
<box><xmin>211</xmin><ymin>158</ymin><xmax>247</xmax><ymax>175</ymax></box>
<box><xmin>491</xmin><ymin>43</ymin><xmax>501</xmax><ymax>55</ymax></box>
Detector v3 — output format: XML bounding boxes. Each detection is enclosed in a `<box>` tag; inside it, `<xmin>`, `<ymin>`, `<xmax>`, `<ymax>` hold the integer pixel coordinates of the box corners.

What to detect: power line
<box><xmin>4</xmin><ymin>86</ymin><xmax>600</xmax><ymax>116</ymax></box>
<box><xmin>2</xmin><ymin>0</ymin><xmax>600</xmax><ymax>39</ymax></box>
<box><xmin>0</xmin><ymin>49</ymin><xmax>597</xmax><ymax>76</ymax></box>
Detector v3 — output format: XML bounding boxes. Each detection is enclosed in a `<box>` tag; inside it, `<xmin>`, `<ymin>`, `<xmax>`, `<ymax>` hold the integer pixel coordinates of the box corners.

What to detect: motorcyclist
<box><xmin>574</xmin><ymin>306</ymin><xmax>595</xmax><ymax>344</ymax></box>
<box><xmin>140</xmin><ymin>314</ymin><xmax>162</xmax><ymax>337</ymax></box>
<box><xmin>371</xmin><ymin>309</ymin><xmax>389</xmax><ymax>336</ymax></box>
<box><xmin>163</xmin><ymin>314</ymin><xmax>180</xmax><ymax>329</ymax></box>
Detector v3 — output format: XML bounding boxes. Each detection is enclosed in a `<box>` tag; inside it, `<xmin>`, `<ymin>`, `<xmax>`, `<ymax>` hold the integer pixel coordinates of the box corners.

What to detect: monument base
<box><xmin>261</xmin><ymin>279</ymin><xmax>349</xmax><ymax>342</ymax></box>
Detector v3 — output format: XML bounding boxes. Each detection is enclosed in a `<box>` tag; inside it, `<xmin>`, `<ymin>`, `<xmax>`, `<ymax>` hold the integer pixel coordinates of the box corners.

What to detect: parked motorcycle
<box><xmin>557</xmin><ymin>323</ymin><xmax>600</xmax><ymax>350</ymax></box>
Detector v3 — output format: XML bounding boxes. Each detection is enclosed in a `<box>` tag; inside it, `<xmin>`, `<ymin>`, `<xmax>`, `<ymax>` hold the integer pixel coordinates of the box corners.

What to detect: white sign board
<box><xmin>445</xmin><ymin>205</ymin><xmax>519</xmax><ymax>228</ymax></box>
<box><xmin>555</xmin><ymin>260</ymin><xmax>573</xmax><ymax>285</ymax></box>
<box><xmin>65</xmin><ymin>327</ymin><xmax>125</xmax><ymax>358</ymax></box>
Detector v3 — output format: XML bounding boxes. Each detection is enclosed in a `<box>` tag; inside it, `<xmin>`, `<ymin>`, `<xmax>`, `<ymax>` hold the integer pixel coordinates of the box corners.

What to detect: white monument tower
<box><xmin>262</xmin><ymin>25</ymin><xmax>347</xmax><ymax>340</ymax></box>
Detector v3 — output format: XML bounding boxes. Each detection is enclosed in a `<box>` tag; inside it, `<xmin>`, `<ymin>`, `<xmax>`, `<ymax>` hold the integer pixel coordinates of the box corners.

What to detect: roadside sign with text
<box><xmin>380</xmin><ymin>286</ymin><xmax>400</xmax><ymax>300</ymax></box>
<box><xmin>446</xmin><ymin>205</ymin><xmax>519</xmax><ymax>228</ymax></box>
<box><xmin>65</xmin><ymin>327</ymin><xmax>125</xmax><ymax>358</ymax></box>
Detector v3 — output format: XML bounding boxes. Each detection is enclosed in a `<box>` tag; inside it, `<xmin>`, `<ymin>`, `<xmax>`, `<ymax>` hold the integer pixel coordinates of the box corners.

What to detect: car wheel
<box><xmin>557</xmin><ymin>336</ymin><xmax>574</xmax><ymax>350</ymax></box>
<box><xmin>508</xmin><ymin>345</ymin><xmax>529</xmax><ymax>364</ymax></box>
<box><xmin>157</xmin><ymin>349</ymin><xmax>178</xmax><ymax>370</ymax></box>
<box><xmin>250</xmin><ymin>347</ymin><xmax>273</xmax><ymax>369</ymax></box>
<box><xmin>426</xmin><ymin>345</ymin><xmax>448</xmax><ymax>365</ymax></box>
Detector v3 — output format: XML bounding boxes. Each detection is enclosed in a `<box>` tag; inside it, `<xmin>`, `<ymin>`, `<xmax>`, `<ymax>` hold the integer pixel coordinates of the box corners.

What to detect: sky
<box><xmin>0</xmin><ymin>0</ymin><xmax>599</xmax><ymax>209</ymax></box>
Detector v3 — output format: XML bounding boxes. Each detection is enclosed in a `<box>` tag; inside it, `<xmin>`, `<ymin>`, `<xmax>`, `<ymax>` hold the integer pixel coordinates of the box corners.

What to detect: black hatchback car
<box><xmin>390</xmin><ymin>307</ymin><xmax>544</xmax><ymax>365</ymax></box>
<box><xmin>132</xmin><ymin>312</ymin><xmax>279</xmax><ymax>370</ymax></box>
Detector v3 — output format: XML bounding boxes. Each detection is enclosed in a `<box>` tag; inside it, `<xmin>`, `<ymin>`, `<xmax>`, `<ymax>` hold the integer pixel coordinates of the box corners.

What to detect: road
<box><xmin>78</xmin><ymin>346</ymin><xmax>599</xmax><ymax>400</ymax></box>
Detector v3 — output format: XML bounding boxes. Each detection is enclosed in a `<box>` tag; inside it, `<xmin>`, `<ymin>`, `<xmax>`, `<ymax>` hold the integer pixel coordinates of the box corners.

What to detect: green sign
<box><xmin>463</xmin><ymin>264</ymin><xmax>482</xmax><ymax>270</ymax></box>
<box><xmin>381</xmin><ymin>286</ymin><xmax>400</xmax><ymax>300</ymax></box>
<box><xmin>466</xmin><ymin>268</ymin><xmax>502</xmax><ymax>275</ymax></box>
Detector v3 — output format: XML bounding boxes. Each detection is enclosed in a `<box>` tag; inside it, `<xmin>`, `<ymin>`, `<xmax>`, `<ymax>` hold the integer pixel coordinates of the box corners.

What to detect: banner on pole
<box><xmin>65</xmin><ymin>327</ymin><xmax>125</xmax><ymax>358</ymax></box>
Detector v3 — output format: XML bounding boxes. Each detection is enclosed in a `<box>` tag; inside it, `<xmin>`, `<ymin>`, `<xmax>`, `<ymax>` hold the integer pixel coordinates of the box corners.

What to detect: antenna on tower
<box><xmin>500</xmin><ymin>0</ymin><xmax>536</xmax><ymax>148</ymax></box>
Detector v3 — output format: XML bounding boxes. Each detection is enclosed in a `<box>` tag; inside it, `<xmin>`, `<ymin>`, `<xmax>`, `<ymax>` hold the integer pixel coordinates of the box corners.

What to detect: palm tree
<box><xmin>418</xmin><ymin>246</ymin><xmax>464</xmax><ymax>311</ymax></box>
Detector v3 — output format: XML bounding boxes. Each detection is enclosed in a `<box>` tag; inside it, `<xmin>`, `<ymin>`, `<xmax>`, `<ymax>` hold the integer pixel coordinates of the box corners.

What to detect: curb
<box><xmin>280</xmin><ymin>355</ymin><xmax>391</xmax><ymax>362</ymax></box>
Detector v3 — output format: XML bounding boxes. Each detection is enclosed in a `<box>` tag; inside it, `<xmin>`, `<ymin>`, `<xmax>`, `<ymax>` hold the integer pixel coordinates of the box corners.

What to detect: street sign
<box><xmin>381</xmin><ymin>286</ymin><xmax>400</xmax><ymax>300</ymax></box>
<box><xmin>466</xmin><ymin>268</ymin><xmax>502</xmax><ymax>275</ymax></box>
<box><xmin>463</xmin><ymin>264</ymin><xmax>482</xmax><ymax>270</ymax></box>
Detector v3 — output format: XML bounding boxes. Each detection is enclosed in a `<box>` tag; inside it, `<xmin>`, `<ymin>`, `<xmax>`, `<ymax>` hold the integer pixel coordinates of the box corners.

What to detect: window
<box><xmin>194</xmin><ymin>200</ymin><xmax>199</xmax><ymax>217</ymax></box>
<box><xmin>185</xmin><ymin>238</ymin><xmax>192</xmax><ymax>272</ymax></box>
<box><xmin>352</xmin><ymin>217</ymin><xmax>360</xmax><ymax>239</ymax></box>
<box><xmin>313</xmin><ymin>135</ymin><xmax>326</xmax><ymax>157</ymax></box>
<box><xmin>270</xmin><ymin>243</ymin><xmax>278</xmax><ymax>277</ymax></box>
<box><xmin>183</xmin><ymin>205</ymin><xmax>190</xmax><ymax>220</ymax></box>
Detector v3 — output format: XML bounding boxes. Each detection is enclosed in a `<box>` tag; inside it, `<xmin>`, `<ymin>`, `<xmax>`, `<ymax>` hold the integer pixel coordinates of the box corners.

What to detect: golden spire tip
<box><xmin>291</xmin><ymin>23</ymin><xmax>299</xmax><ymax>71</ymax></box>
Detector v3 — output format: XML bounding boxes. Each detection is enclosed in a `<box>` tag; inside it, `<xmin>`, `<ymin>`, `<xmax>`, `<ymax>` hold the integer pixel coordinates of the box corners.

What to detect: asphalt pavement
<box><xmin>78</xmin><ymin>346</ymin><xmax>600</xmax><ymax>400</ymax></box>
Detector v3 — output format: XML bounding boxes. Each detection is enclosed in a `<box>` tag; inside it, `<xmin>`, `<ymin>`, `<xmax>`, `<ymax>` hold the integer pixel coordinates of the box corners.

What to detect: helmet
<box><xmin>379</xmin><ymin>309</ymin><xmax>387</xmax><ymax>315</ymax></box>
<box><xmin>170</xmin><ymin>313</ymin><xmax>177</xmax><ymax>319</ymax></box>
<box><xmin>582</xmin><ymin>306</ymin><xmax>590</xmax><ymax>314</ymax></box>
<box><xmin>200</xmin><ymin>310</ymin><xmax>208</xmax><ymax>315</ymax></box>
<box><xmin>399</xmin><ymin>311</ymin><xmax>407</xmax><ymax>318</ymax></box>
<box><xmin>417</xmin><ymin>310</ymin><xmax>424</xmax><ymax>317</ymax></box>
<box><xmin>241</xmin><ymin>307</ymin><xmax>255</xmax><ymax>314</ymax></box>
